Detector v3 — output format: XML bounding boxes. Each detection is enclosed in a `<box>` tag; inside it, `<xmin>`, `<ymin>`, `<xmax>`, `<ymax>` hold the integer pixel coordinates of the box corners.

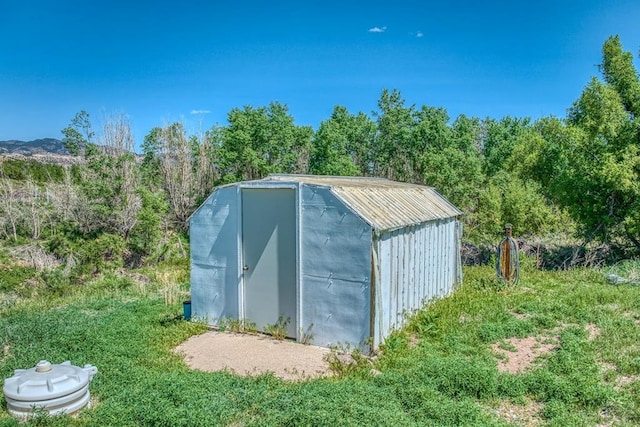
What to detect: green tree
<box><xmin>310</xmin><ymin>106</ymin><xmax>375</xmax><ymax>176</ymax></box>
<box><xmin>61</xmin><ymin>110</ymin><xmax>95</xmax><ymax>156</ymax></box>
<box><xmin>601</xmin><ymin>35</ymin><xmax>640</xmax><ymax>116</ymax></box>
<box><xmin>372</xmin><ymin>89</ymin><xmax>417</xmax><ymax>181</ymax></box>
<box><xmin>482</xmin><ymin>116</ymin><xmax>531</xmax><ymax>177</ymax></box>
<box><xmin>129</xmin><ymin>188</ymin><xmax>168</xmax><ymax>264</ymax></box>
<box><xmin>216</xmin><ymin>102</ymin><xmax>313</xmax><ymax>183</ymax></box>
<box><xmin>140</xmin><ymin>126</ymin><xmax>163</xmax><ymax>187</ymax></box>
<box><xmin>420</xmin><ymin>114</ymin><xmax>483</xmax><ymax>213</ymax></box>
<box><xmin>536</xmin><ymin>36</ymin><xmax>640</xmax><ymax>249</ymax></box>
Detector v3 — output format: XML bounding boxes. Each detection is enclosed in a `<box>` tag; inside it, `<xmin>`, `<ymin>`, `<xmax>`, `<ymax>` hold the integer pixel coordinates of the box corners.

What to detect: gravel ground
<box><xmin>174</xmin><ymin>331</ymin><xmax>333</xmax><ymax>381</ymax></box>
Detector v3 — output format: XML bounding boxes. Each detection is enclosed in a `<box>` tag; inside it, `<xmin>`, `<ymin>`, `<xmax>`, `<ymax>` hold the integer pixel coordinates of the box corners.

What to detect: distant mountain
<box><xmin>0</xmin><ymin>138</ymin><xmax>69</xmax><ymax>156</ymax></box>
<box><xmin>0</xmin><ymin>138</ymin><xmax>141</xmax><ymax>165</ymax></box>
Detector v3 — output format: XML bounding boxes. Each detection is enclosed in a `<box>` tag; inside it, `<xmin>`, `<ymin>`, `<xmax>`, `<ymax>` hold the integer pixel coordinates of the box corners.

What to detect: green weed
<box><xmin>325</xmin><ymin>344</ymin><xmax>373</xmax><ymax>379</ymax></box>
<box><xmin>299</xmin><ymin>323</ymin><xmax>314</xmax><ymax>345</ymax></box>
<box><xmin>218</xmin><ymin>317</ymin><xmax>258</xmax><ymax>334</ymax></box>
<box><xmin>264</xmin><ymin>316</ymin><xmax>290</xmax><ymax>340</ymax></box>
<box><xmin>0</xmin><ymin>265</ymin><xmax>36</xmax><ymax>293</ymax></box>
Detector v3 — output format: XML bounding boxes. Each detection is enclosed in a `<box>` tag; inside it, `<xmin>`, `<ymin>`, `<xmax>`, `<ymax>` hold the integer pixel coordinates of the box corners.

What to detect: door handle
<box><xmin>243</xmin><ymin>265</ymin><xmax>249</xmax><ymax>271</ymax></box>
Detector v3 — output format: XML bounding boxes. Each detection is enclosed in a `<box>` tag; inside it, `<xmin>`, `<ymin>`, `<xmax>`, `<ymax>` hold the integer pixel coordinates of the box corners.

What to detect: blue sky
<box><xmin>1</xmin><ymin>1</ymin><xmax>640</xmax><ymax>151</ymax></box>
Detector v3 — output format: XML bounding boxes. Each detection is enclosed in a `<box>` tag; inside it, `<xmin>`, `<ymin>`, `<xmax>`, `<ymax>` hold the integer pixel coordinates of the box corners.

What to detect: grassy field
<box><xmin>1</xmin><ymin>261</ymin><xmax>639</xmax><ymax>426</ymax></box>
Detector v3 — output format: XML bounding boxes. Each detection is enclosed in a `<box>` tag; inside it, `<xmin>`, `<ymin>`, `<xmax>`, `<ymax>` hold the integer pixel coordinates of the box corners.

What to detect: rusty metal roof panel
<box><xmin>263</xmin><ymin>174</ymin><xmax>461</xmax><ymax>232</ymax></box>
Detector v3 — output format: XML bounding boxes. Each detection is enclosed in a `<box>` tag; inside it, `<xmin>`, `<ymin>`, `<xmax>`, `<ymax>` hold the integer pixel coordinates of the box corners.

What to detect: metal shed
<box><xmin>189</xmin><ymin>174</ymin><xmax>462</xmax><ymax>350</ymax></box>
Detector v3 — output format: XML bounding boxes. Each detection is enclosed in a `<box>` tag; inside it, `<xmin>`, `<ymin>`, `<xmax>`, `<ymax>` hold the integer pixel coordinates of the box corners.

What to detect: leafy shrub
<box><xmin>477</xmin><ymin>318</ymin><xmax>536</xmax><ymax>343</ymax></box>
<box><xmin>91</xmin><ymin>272</ymin><xmax>134</xmax><ymax>292</ymax></box>
<box><xmin>324</xmin><ymin>345</ymin><xmax>373</xmax><ymax>379</ymax></box>
<box><xmin>39</xmin><ymin>268</ymin><xmax>72</xmax><ymax>297</ymax></box>
<box><xmin>0</xmin><ymin>265</ymin><xmax>36</xmax><ymax>292</ymax></box>
<box><xmin>128</xmin><ymin>188</ymin><xmax>168</xmax><ymax>265</ymax></box>
<box><xmin>0</xmin><ymin>159</ymin><xmax>65</xmax><ymax>183</ymax></box>
<box><xmin>419</xmin><ymin>356</ymin><xmax>498</xmax><ymax>399</ymax></box>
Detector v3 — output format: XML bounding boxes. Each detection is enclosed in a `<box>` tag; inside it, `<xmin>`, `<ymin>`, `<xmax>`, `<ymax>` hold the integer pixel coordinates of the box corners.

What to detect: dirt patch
<box><xmin>491</xmin><ymin>398</ymin><xmax>543</xmax><ymax>426</ymax></box>
<box><xmin>616</xmin><ymin>375</ymin><xmax>639</xmax><ymax>388</ymax></box>
<box><xmin>492</xmin><ymin>336</ymin><xmax>558</xmax><ymax>374</ymax></box>
<box><xmin>623</xmin><ymin>311</ymin><xmax>640</xmax><ymax>326</ymax></box>
<box><xmin>599</xmin><ymin>362</ymin><xmax>617</xmax><ymax>372</ymax></box>
<box><xmin>1</xmin><ymin>344</ymin><xmax>11</xmax><ymax>361</ymax></box>
<box><xmin>407</xmin><ymin>333</ymin><xmax>419</xmax><ymax>349</ymax></box>
<box><xmin>509</xmin><ymin>310</ymin><xmax>530</xmax><ymax>320</ymax></box>
<box><xmin>586</xmin><ymin>323</ymin><xmax>601</xmax><ymax>341</ymax></box>
<box><xmin>174</xmin><ymin>331</ymin><xmax>333</xmax><ymax>381</ymax></box>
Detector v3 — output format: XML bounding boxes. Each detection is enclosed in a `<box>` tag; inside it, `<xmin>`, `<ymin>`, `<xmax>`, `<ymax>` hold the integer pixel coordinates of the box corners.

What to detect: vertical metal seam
<box><xmin>237</xmin><ymin>186</ymin><xmax>244</xmax><ymax>322</ymax></box>
<box><xmin>296</xmin><ymin>183</ymin><xmax>302</xmax><ymax>342</ymax></box>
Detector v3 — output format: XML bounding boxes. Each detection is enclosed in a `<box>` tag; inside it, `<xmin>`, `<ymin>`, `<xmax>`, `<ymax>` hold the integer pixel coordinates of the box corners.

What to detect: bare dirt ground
<box><xmin>174</xmin><ymin>330</ymin><xmax>333</xmax><ymax>381</ymax></box>
<box><xmin>489</xmin><ymin>334</ymin><xmax>559</xmax><ymax>426</ymax></box>
<box><xmin>492</xmin><ymin>335</ymin><xmax>559</xmax><ymax>374</ymax></box>
<box><xmin>491</xmin><ymin>398</ymin><xmax>544</xmax><ymax>427</ymax></box>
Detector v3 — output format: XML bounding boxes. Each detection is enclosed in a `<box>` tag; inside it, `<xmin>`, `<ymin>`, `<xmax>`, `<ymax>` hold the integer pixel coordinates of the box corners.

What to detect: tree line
<box><xmin>1</xmin><ymin>35</ymin><xmax>639</xmax><ymax>279</ymax></box>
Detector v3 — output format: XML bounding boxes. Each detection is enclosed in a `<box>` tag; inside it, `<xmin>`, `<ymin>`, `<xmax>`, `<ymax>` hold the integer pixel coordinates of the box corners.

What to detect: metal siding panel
<box><xmin>435</xmin><ymin>221</ymin><xmax>441</xmax><ymax>296</ymax></box>
<box><xmin>404</xmin><ymin>230</ymin><xmax>411</xmax><ymax>315</ymax></box>
<box><xmin>394</xmin><ymin>232</ymin><xmax>400</xmax><ymax>332</ymax></box>
<box><xmin>411</xmin><ymin>226</ymin><xmax>421</xmax><ymax>308</ymax></box>
<box><xmin>394</xmin><ymin>230</ymin><xmax>402</xmax><ymax>328</ymax></box>
<box><xmin>437</xmin><ymin>220</ymin><xmax>443</xmax><ymax>296</ymax></box>
<box><xmin>437</xmin><ymin>221</ymin><xmax>446</xmax><ymax>297</ymax></box>
<box><xmin>372</xmin><ymin>241</ymin><xmax>381</xmax><ymax>348</ymax></box>
<box><xmin>303</xmin><ymin>276</ymin><xmax>371</xmax><ymax>349</ymax></box>
<box><xmin>456</xmin><ymin>220</ymin><xmax>463</xmax><ymax>283</ymax></box>
<box><xmin>443</xmin><ymin>219</ymin><xmax>455</xmax><ymax>295</ymax></box>
<box><xmin>421</xmin><ymin>223</ymin><xmax>429</xmax><ymax>304</ymax></box>
<box><xmin>448</xmin><ymin>222</ymin><xmax>453</xmax><ymax>290</ymax></box>
<box><xmin>444</xmin><ymin>222</ymin><xmax>450</xmax><ymax>289</ymax></box>
<box><xmin>448</xmin><ymin>221</ymin><xmax>455</xmax><ymax>286</ymax></box>
<box><xmin>429</xmin><ymin>222</ymin><xmax>436</xmax><ymax>301</ymax></box>
<box><xmin>416</xmin><ymin>226</ymin><xmax>422</xmax><ymax>307</ymax></box>
<box><xmin>389</xmin><ymin>231</ymin><xmax>396</xmax><ymax>331</ymax></box>
<box><xmin>189</xmin><ymin>187</ymin><xmax>239</xmax><ymax>324</ymax></box>
<box><xmin>407</xmin><ymin>228</ymin><xmax>413</xmax><ymax>313</ymax></box>
<box><xmin>424</xmin><ymin>224</ymin><xmax>431</xmax><ymax>302</ymax></box>
<box><xmin>379</xmin><ymin>235</ymin><xmax>392</xmax><ymax>341</ymax></box>
<box><xmin>415</xmin><ymin>225</ymin><xmax>422</xmax><ymax>306</ymax></box>
<box><xmin>418</xmin><ymin>224</ymin><xmax>425</xmax><ymax>305</ymax></box>
<box><xmin>301</xmin><ymin>186</ymin><xmax>372</xmax><ymax>350</ymax></box>
<box><xmin>374</xmin><ymin>220</ymin><xmax>459</xmax><ymax>344</ymax></box>
<box><xmin>406</xmin><ymin>230</ymin><xmax>412</xmax><ymax>313</ymax></box>
<box><xmin>396</xmin><ymin>230</ymin><xmax>409</xmax><ymax>325</ymax></box>
<box><xmin>442</xmin><ymin>221</ymin><xmax>449</xmax><ymax>295</ymax></box>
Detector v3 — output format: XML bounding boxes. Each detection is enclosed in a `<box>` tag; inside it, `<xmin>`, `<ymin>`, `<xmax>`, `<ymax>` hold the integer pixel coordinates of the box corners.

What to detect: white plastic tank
<box><xmin>3</xmin><ymin>360</ymin><xmax>98</xmax><ymax>418</ymax></box>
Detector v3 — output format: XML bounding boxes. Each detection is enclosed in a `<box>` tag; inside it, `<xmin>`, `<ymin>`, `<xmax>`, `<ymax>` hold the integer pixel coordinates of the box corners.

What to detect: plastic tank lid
<box><xmin>3</xmin><ymin>360</ymin><xmax>98</xmax><ymax>401</ymax></box>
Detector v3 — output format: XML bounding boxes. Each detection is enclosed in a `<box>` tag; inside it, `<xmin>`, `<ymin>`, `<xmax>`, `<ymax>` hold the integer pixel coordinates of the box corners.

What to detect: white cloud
<box><xmin>190</xmin><ymin>110</ymin><xmax>211</xmax><ymax>115</ymax></box>
<box><xmin>368</xmin><ymin>26</ymin><xmax>387</xmax><ymax>33</ymax></box>
<box><xmin>416</xmin><ymin>31</ymin><xmax>424</xmax><ymax>38</ymax></box>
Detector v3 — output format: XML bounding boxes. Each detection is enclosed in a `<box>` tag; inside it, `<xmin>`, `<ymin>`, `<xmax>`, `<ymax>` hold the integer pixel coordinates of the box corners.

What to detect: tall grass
<box><xmin>0</xmin><ymin>261</ymin><xmax>639</xmax><ymax>425</ymax></box>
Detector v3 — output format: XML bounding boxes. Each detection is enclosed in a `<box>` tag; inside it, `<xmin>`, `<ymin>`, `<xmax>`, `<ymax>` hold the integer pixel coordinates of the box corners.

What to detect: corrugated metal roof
<box><xmin>263</xmin><ymin>174</ymin><xmax>461</xmax><ymax>232</ymax></box>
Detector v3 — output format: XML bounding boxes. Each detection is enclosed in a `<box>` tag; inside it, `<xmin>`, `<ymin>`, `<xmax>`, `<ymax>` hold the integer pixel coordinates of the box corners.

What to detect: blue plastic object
<box><xmin>183</xmin><ymin>300</ymin><xmax>191</xmax><ymax>320</ymax></box>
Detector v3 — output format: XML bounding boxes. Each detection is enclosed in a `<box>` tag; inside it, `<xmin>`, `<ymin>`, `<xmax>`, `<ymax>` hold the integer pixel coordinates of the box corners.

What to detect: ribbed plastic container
<box><xmin>3</xmin><ymin>360</ymin><xmax>98</xmax><ymax>418</ymax></box>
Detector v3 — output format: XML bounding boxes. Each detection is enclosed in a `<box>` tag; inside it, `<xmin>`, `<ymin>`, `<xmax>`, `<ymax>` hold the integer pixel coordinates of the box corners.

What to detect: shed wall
<box><xmin>190</xmin><ymin>186</ymin><xmax>239</xmax><ymax>324</ymax></box>
<box><xmin>189</xmin><ymin>178</ymin><xmax>462</xmax><ymax>351</ymax></box>
<box><xmin>300</xmin><ymin>185</ymin><xmax>372</xmax><ymax>349</ymax></box>
<box><xmin>373</xmin><ymin>218</ymin><xmax>461</xmax><ymax>346</ymax></box>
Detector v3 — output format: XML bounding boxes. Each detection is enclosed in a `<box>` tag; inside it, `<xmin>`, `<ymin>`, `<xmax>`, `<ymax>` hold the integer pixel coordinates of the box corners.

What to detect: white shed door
<box><xmin>241</xmin><ymin>188</ymin><xmax>296</xmax><ymax>338</ymax></box>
